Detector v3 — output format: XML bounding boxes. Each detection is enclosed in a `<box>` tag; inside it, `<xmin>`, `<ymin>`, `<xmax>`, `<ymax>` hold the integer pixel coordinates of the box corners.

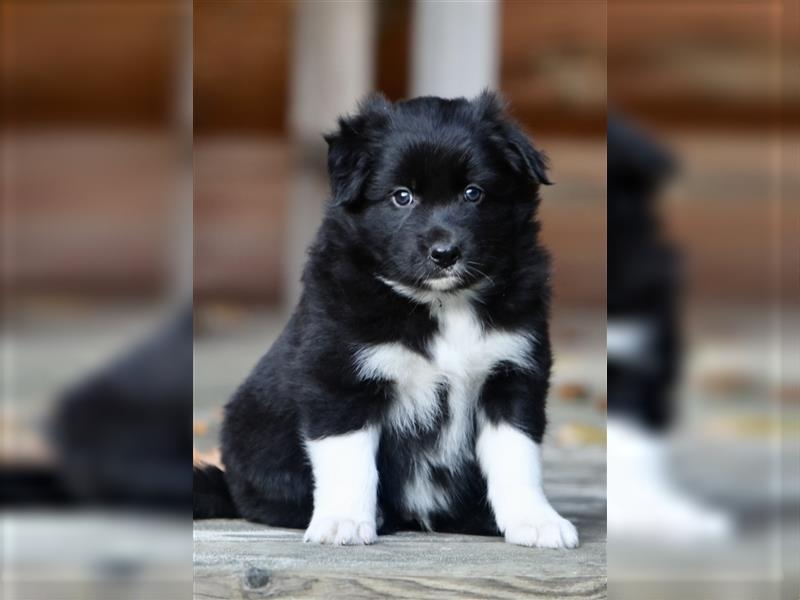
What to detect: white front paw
<box><xmin>504</xmin><ymin>515</ymin><xmax>579</xmax><ymax>549</ymax></box>
<box><xmin>303</xmin><ymin>516</ymin><xmax>377</xmax><ymax>545</ymax></box>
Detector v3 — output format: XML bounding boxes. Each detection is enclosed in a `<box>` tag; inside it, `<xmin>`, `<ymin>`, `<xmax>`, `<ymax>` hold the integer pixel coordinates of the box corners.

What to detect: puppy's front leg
<box><xmin>303</xmin><ymin>426</ymin><xmax>380</xmax><ymax>545</ymax></box>
<box><xmin>477</xmin><ymin>421</ymin><xmax>579</xmax><ymax>548</ymax></box>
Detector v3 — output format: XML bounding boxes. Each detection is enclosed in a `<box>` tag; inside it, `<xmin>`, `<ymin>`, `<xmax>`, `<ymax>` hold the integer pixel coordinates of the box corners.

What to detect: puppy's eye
<box><xmin>390</xmin><ymin>187</ymin><xmax>414</xmax><ymax>207</ymax></box>
<box><xmin>463</xmin><ymin>185</ymin><xmax>484</xmax><ymax>203</ymax></box>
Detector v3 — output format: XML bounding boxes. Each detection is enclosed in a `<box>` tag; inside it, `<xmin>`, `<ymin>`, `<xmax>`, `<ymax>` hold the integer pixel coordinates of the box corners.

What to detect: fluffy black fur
<box><xmin>607</xmin><ymin>115</ymin><xmax>680</xmax><ymax>431</ymax></box>
<box><xmin>194</xmin><ymin>93</ymin><xmax>554</xmax><ymax>535</ymax></box>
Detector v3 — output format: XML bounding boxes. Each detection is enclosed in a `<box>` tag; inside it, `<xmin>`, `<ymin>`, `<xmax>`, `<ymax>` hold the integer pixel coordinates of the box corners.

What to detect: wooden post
<box><xmin>284</xmin><ymin>2</ymin><xmax>375</xmax><ymax>309</ymax></box>
<box><xmin>411</xmin><ymin>0</ymin><xmax>499</xmax><ymax>98</ymax></box>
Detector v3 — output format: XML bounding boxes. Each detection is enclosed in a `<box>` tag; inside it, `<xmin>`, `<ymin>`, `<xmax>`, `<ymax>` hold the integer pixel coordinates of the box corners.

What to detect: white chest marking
<box><xmin>354</xmin><ymin>284</ymin><xmax>536</xmax><ymax>522</ymax></box>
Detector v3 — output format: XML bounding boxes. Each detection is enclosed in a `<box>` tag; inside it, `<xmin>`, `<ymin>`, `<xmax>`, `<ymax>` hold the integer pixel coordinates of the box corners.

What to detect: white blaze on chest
<box><xmin>353</xmin><ymin>288</ymin><xmax>535</xmax><ymax>521</ymax></box>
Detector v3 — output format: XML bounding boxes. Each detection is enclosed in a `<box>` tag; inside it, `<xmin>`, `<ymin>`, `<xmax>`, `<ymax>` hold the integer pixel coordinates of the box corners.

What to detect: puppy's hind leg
<box><xmin>225</xmin><ymin>467</ymin><xmax>314</xmax><ymax>529</ymax></box>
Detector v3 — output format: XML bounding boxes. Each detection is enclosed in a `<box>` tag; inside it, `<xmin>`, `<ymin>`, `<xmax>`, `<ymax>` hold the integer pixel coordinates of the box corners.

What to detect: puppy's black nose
<box><xmin>429</xmin><ymin>244</ymin><xmax>461</xmax><ymax>268</ymax></box>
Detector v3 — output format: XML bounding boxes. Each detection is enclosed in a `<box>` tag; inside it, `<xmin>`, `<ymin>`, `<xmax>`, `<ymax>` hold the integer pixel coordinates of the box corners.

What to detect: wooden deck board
<box><xmin>193</xmin><ymin>446</ymin><xmax>607</xmax><ymax>599</ymax></box>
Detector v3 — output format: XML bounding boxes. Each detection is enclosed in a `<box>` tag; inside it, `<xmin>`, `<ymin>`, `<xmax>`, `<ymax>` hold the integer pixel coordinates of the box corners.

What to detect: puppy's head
<box><xmin>325</xmin><ymin>92</ymin><xmax>550</xmax><ymax>292</ymax></box>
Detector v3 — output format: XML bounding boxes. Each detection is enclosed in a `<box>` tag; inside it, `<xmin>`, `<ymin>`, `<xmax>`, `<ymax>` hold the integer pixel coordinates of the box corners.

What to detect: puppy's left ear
<box><xmin>504</xmin><ymin>128</ymin><xmax>552</xmax><ymax>186</ymax></box>
<box><xmin>472</xmin><ymin>91</ymin><xmax>552</xmax><ymax>186</ymax></box>
<box><xmin>325</xmin><ymin>94</ymin><xmax>392</xmax><ymax>207</ymax></box>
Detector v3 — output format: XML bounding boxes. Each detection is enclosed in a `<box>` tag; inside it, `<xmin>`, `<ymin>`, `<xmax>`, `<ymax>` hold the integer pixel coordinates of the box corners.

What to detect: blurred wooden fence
<box><xmin>2</xmin><ymin>1</ymin><xmax>795</xmax><ymax>306</ymax></box>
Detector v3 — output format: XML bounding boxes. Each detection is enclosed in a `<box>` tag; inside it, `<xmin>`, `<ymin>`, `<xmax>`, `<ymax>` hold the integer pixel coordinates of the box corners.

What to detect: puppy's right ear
<box><xmin>325</xmin><ymin>94</ymin><xmax>391</xmax><ymax>207</ymax></box>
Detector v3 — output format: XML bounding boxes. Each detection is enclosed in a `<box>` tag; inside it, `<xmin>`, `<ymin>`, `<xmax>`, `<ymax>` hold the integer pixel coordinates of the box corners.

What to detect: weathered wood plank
<box><xmin>194</xmin><ymin>568</ymin><xmax>607</xmax><ymax>600</ymax></box>
<box><xmin>194</xmin><ymin>511</ymin><xmax>606</xmax><ymax>600</ymax></box>
<box><xmin>194</xmin><ymin>441</ymin><xmax>606</xmax><ymax>599</ymax></box>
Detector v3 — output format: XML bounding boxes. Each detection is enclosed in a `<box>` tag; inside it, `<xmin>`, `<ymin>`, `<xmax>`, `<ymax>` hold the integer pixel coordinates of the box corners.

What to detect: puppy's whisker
<box><xmin>465</xmin><ymin>262</ymin><xmax>496</xmax><ymax>287</ymax></box>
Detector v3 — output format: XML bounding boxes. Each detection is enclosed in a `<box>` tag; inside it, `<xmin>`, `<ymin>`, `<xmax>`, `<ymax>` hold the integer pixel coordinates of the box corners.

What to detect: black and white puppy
<box><xmin>196</xmin><ymin>92</ymin><xmax>578</xmax><ymax>549</ymax></box>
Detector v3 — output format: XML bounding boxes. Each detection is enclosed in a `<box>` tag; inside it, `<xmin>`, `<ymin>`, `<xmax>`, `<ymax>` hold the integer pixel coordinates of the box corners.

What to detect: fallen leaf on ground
<box><xmin>556</xmin><ymin>423</ymin><xmax>606</xmax><ymax>447</ymax></box>
<box><xmin>555</xmin><ymin>382</ymin><xmax>591</xmax><ymax>402</ymax></box>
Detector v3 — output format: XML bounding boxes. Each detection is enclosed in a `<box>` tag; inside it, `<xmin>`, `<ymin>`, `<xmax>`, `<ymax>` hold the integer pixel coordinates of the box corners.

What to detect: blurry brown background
<box><xmin>2</xmin><ymin>1</ymin><xmax>185</xmax><ymax>300</ymax></box>
<box><xmin>4</xmin><ymin>1</ymin><xmax>796</xmax><ymax>308</ymax></box>
<box><xmin>3</xmin><ymin>0</ymin><xmax>608</xmax><ymax>309</ymax></box>
<box><xmin>609</xmin><ymin>0</ymin><xmax>797</xmax><ymax>308</ymax></box>
<box><xmin>192</xmin><ymin>0</ymin><xmax>607</xmax><ymax>309</ymax></box>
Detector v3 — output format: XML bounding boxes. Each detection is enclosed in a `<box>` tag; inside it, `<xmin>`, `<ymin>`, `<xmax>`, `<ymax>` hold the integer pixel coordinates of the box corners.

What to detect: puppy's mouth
<box><xmin>377</xmin><ymin>265</ymin><xmax>488</xmax><ymax>299</ymax></box>
<box><xmin>423</xmin><ymin>274</ymin><xmax>463</xmax><ymax>291</ymax></box>
<box><xmin>379</xmin><ymin>262</ymin><xmax>489</xmax><ymax>296</ymax></box>
<box><xmin>421</xmin><ymin>264</ymin><xmax>475</xmax><ymax>291</ymax></box>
